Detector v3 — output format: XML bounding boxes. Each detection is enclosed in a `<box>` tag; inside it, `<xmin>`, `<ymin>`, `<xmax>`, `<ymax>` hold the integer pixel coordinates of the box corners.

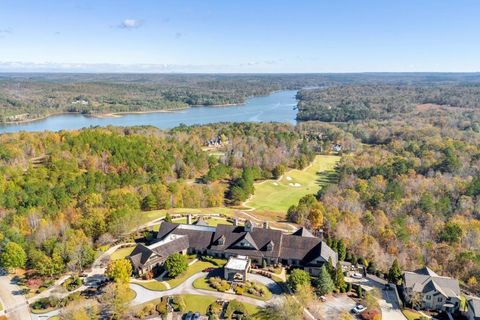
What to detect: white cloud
<box><xmin>119</xmin><ymin>19</ymin><xmax>144</xmax><ymax>29</ymax></box>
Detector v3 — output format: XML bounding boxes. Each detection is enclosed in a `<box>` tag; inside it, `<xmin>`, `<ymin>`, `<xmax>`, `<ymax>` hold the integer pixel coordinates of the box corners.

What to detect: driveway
<box><xmin>309</xmin><ymin>294</ymin><xmax>356</xmax><ymax>320</ymax></box>
<box><xmin>346</xmin><ymin>275</ymin><xmax>406</xmax><ymax>320</ymax></box>
<box><xmin>0</xmin><ymin>270</ymin><xmax>32</xmax><ymax>320</ymax></box>
<box><xmin>130</xmin><ymin>272</ymin><xmax>276</xmax><ymax>308</ymax></box>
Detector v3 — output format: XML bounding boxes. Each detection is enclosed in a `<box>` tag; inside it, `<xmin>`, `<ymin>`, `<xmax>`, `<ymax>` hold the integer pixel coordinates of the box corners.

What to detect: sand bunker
<box><xmin>289</xmin><ymin>183</ymin><xmax>302</xmax><ymax>187</ymax></box>
<box><xmin>272</xmin><ymin>182</ymin><xmax>278</xmax><ymax>186</ymax></box>
<box><xmin>286</xmin><ymin>176</ymin><xmax>292</xmax><ymax>181</ymax></box>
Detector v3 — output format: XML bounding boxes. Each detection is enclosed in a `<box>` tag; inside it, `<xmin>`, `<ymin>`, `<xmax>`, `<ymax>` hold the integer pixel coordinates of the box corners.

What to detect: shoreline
<box><xmin>0</xmin><ymin>103</ymin><xmax>246</xmax><ymax>125</ymax></box>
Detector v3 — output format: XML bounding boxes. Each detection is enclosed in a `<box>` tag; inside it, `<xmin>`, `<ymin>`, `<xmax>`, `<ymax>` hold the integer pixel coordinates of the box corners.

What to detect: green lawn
<box><xmin>402</xmin><ymin>309</ymin><xmax>425</xmax><ymax>320</ymax></box>
<box><xmin>130</xmin><ymin>279</ymin><xmax>168</xmax><ymax>291</ymax></box>
<box><xmin>110</xmin><ymin>246</ymin><xmax>135</xmax><ymax>260</ymax></box>
<box><xmin>165</xmin><ymin>260</ymin><xmax>226</xmax><ymax>288</ymax></box>
<box><xmin>142</xmin><ymin>207</ymin><xmax>235</xmax><ymax>222</ymax></box>
<box><xmin>176</xmin><ymin>294</ymin><xmax>217</xmax><ymax>314</ymax></box>
<box><xmin>193</xmin><ymin>276</ymin><xmax>272</xmax><ymax>301</ymax></box>
<box><xmin>131</xmin><ymin>259</ymin><xmax>226</xmax><ymax>291</ymax></box>
<box><xmin>175</xmin><ymin>294</ymin><xmax>260</xmax><ymax>316</ymax></box>
<box><xmin>192</xmin><ymin>276</ymin><xmax>213</xmax><ymax>291</ymax></box>
<box><xmin>245</xmin><ymin>155</ymin><xmax>340</xmax><ymax>213</ymax></box>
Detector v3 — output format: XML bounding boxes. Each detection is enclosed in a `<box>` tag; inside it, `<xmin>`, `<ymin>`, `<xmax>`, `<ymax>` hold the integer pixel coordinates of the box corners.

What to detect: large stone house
<box><xmin>402</xmin><ymin>267</ymin><xmax>461</xmax><ymax>313</ymax></box>
<box><xmin>128</xmin><ymin>219</ymin><xmax>337</xmax><ymax>276</ymax></box>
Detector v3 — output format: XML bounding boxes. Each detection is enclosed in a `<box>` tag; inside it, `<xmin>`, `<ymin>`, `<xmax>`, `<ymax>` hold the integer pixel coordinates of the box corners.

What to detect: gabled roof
<box><xmin>231</xmin><ymin>232</ymin><xmax>259</xmax><ymax>250</ymax></box>
<box><xmin>129</xmin><ymin>244</ymin><xmax>155</xmax><ymax>270</ymax></box>
<box><xmin>280</xmin><ymin>235</ymin><xmax>338</xmax><ymax>265</ymax></box>
<box><xmin>194</xmin><ymin>217</ymin><xmax>209</xmax><ymax>226</ymax></box>
<box><xmin>292</xmin><ymin>227</ymin><xmax>315</xmax><ymax>238</ymax></box>
<box><xmin>403</xmin><ymin>267</ymin><xmax>460</xmax><ymax>298</ymax></box>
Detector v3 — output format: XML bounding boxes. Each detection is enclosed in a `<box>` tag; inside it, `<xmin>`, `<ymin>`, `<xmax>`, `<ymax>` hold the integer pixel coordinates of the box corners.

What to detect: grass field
<box><xmin>110</xmin><ymin>246</ymin><xmax>135</xmax><ymax>260</ymax></box>
<box><xmin>245</xmin><ymin>155</ymin><xmax>340</xmax><ymax>213</ymax></box>
<box><xmin>142</xmin><ymin>207</ymin><xmax>236</xmax><ymax>222</ymax></box>
<box><xmin>175</xmin><ymin>294</ymin><xmax>260</xmax><ymax>316</ymax></box>
<box><xmin>402</xmin><ymin>309</ymin><xmax>425</xmax><ymax>320</ymax></box>
<box><xmin>131</xmin><ymin>259</ymin><xmax>226</xmax><ymax>291</ymax></box>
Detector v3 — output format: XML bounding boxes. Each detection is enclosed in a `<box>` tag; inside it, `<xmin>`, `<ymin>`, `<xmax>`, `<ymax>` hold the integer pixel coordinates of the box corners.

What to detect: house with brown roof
<box><xmin>129</xmin><ymin>219</ymin><xmax>337</xmax><ymax>277</ymax></box>
<box><xmin>402</xmin><ymin>267</ymin><xmax>461</xmax><ymax>313</ymax></box>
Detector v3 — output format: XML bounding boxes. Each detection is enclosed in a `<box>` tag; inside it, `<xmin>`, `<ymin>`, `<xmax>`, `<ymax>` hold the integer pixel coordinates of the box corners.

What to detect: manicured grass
<box><xmin>110</xmin><ymin>246</ymin><xmax>135</xmax><ymax>260</ymax></box>
<box><xmin>165</xmin><ymin>260</ymin><xmax>226</xmax><ymax>288</ymax></box>
<box><xmin>143</xmin><ymin>207</ymin><xmax>235</xmax><ymax>221</ymax></box>
<box><xmin>241</xmin><ymin>282</ymin><xmax>273</xmax><ymax>301</ymax></box>
<box><xmin>130</xmin><ymin>279</ymin><xmax>168</xmax><ymax>291</ymax></box>
<box><xmin>131</xmin><ymin>259</ymin><xmax>226</xmax><ymax>291</ymax></box>
<box><xmin>402</xmin><ymin>309</ymin><xmax>425</xmax><ymax>320</ymax></box>
<box><xmin>193</xmin><ymin>276</ymin><xmax>272</xmax><ymax>301</ymax></box>
<box><xmin>245</xmin><ymin>155</ymin><xmax>340</xmax><ymax>213</ymax></box>
<box><xmin>176</xmin><ymin>294</ymin><xmax>217</xmax><ymax>314</ymax></box>
<box><xmin>205</xmin><ymin>217</ymin><xmax>233</xmax><ymax>226</ymax></box>
<box><xmin>192</xmin><ymin>276</ymin><xmax>214</xmax><ymax>291</ymax></box>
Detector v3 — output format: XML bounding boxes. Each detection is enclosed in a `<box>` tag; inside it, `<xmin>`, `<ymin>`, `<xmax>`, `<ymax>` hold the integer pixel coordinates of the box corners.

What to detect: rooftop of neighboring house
<box><xmin>403</xmin><ymin>267</ymin><xmax>460</xmax><ymax>298</ymax></box>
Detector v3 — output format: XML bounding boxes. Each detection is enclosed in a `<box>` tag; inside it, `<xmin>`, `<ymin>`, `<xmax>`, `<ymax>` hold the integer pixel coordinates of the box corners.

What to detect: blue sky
<box><xmin>0</xmin><ymin>0</ymin><xmax>479</xmax><ymax>73</ymax></box>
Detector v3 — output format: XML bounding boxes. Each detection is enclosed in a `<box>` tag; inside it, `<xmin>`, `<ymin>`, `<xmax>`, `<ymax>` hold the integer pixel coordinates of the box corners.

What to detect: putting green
<box><xmin>245</xmin><ymin>155</ymin><xmax>340</xmax><ymax>213</ymax></box>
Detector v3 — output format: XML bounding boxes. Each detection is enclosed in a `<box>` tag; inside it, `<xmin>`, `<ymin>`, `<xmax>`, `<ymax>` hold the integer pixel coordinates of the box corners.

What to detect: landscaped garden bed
<box><xmin>193</xmin><ymin>276</ymin><xmax>272</xmax><ymax>301</ymax></box>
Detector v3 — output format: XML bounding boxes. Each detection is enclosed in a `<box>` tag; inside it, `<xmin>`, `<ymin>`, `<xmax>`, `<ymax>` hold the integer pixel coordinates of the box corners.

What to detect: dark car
<box><xmin>184</xmin><ymin>311</ymin><xmax>193</xmax><ymax>320</ymax></box>
<box><xmin>193</xmin><ymin>312</ymin><xmax>200</xmax><ymax>319</ymax></box>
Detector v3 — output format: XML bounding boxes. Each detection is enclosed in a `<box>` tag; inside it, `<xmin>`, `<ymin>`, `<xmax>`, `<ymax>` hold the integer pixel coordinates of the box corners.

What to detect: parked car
<box><xmin>193</xmin><ymin>312</ymin><xmax>200</xmax><ymax>319</ymax></box>
<box><xmin>184</xmin><ymin>312</ymin><xmax>193</xmax><ymax>320</ymax></box>
<box><xmin>320</xmin><ymin>295</ymin><xmax>327</xmax><ymax>302</ymax></box>
<box><xmin>203</xmin><ymin>268</ymin><xmax>214</xmax><ymax>273</ymax></box>
<box><xmin>351</xmin><ymin>304</ymin><xmax>367</xmax><ymax>314</ymax></box>
<box><xmin>352</xmin><ymin>273</ymin><xmax>363</xmax><ymax>279</ymax></box>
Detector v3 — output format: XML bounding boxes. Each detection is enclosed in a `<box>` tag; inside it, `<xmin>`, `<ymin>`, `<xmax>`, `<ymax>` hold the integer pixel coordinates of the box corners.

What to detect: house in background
<box><xmin>402</xmin><ymin>267</ymin><xmax>461</xmax><ymax>313</ymax></box>
<box><xmin>129</xmin><ymin>219</ymin><xmax>337</xmax><ymax>277</ymax></box>
<box><xmin>467</xmin><ymin>297</ymin><xmax>480</xmax><ymax>320</ymax></box>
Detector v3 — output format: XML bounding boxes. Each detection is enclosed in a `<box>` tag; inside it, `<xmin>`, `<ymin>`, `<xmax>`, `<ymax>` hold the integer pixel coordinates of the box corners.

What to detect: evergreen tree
<box><xmin>316</xmin><ymin>266</ymin><xmax>335</xmax><ymax>296</ymax></box>
<box><xmin>335</xmin><ymin>261</ymin><xmax>347</xmax><ymax>292</ymax></box>
<box><xmin>337</xmin><ymin>240</ymin><xmax>346</xmax><ymax>261</ymax></box>
<box><xmin>388</xmin><ymin>259</ymin><xmax>402</xmax><ymax>284</ymax></box>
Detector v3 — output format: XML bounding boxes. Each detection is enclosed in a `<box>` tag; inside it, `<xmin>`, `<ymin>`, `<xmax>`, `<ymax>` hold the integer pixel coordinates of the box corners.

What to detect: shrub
<box><xmin>172</xmin><ymin>295</ymin><xmax>186</xmax><ymax>312</ymax></box>
<box><xmin>208</xmin><ymin>276</ymin><xmax>231</xmax><ymax>292</ymax></box>
<box><xmin>156</xmin><ymin>297</ymin><xmax>168</xmax><ymax>315</ymax></box>
<box><xmin>225</xmin><ymin>300</ymin><xmax>248</xmax><ymax>319</ymax></box>
<box><xmin>235</xmin><ymin>285</ymin><xmax>244</xmax><ymax>295</ymax></box>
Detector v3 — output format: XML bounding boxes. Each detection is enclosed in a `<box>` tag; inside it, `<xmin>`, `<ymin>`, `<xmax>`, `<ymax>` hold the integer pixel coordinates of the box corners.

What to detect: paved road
<box><xmin>0</xmin><ymin>270</ymin><xmax>32</xmax><ymax>320</ymax></box>
<box><xmin>130</xmin><ymin>272</ymin><xmax>281</xmax><ymax>308</ymax></box>
<box><xmin>346</xmin><ymin>275</ymin><xmax>406</xmax><ymax>320</ymax></box>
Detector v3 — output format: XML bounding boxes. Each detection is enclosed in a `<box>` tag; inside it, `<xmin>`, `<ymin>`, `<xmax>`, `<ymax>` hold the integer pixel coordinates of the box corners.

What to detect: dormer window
<box><xmin>218</xmin><ymin>235</ymin><xmax>226</xmax><ymax>245</ymax></box>
<box><xmin>266</xmin><ymin>241</ymin><xmax>274</xmax><ymax>251</ymax></box>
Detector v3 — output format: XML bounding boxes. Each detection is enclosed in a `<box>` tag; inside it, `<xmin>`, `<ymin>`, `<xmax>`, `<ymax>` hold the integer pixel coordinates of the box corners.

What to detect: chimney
<box><xmin>263</xmin><ymin>221</ymin><xmax>269</xmax><ymax>229</ymax></box>
<box><xmin>187</xmin><ymin>214</ymin><xmax>192</xmax><ymax>225</ymax></box>
<box><xmin>233</xmin><ymin>218</ymin><xmax>238</xmax><ymax>226</ymax></box>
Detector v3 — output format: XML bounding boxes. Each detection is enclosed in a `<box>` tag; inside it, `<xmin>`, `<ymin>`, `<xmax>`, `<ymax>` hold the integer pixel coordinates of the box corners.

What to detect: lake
<box><xmin>0</xmin><ymin>90</ymin><xmax>298</xmax><ymax>133</ymax></box>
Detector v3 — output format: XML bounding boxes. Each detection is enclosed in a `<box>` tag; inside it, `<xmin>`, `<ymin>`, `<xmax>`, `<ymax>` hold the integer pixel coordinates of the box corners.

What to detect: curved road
<box><xmin>130</xmin><ymin>272</ymin><xmax>283</xmax><ymax>308</ymax></box>
<box><xmin>0</xmin><ymin>270</ymin><xmax>32</xmax><ymax>320</ymax></box>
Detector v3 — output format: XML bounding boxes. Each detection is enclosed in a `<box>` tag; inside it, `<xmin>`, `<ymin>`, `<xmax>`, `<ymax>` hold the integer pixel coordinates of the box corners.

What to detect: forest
<box><xmin>3</xmin><ymin>72</ymin><xmax>480</xmax><ymax>123</ymax></box>
<box><xmin>291</xmin><ymin>83</ymin><xmax>480</xmax><ymax>292</ymax></box>
<box><xmin>0</xmin><ymin>123</ymin><xmax>320</xmax><ymax>276</ymax></box>
<box><xmin>2</xmin><ymin>73</ymin><xmax>480</xmax><ymax>293</ymax></box>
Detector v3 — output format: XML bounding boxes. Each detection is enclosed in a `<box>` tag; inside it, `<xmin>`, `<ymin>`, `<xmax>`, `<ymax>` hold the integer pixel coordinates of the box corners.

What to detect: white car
<box><xmin>352</xmin><ymin>272</ymin><xmax>363</xmax><ymax>279</ymax></box>
<box><xmin>351</xmin><ymin>304</ymin><xmax>367</xmax><ymax>314</ymax></box>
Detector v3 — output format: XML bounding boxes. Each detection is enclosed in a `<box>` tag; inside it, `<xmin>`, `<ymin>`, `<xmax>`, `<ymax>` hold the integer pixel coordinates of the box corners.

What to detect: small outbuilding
<box><xmin>224</xmin><ymin>255</ymin><xmax>250</xmax><ymax>282</ymax></box>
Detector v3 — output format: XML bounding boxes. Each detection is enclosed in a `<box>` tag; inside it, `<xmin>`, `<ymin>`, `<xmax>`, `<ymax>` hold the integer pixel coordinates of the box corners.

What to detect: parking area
<box><xmin>309</xmin><ymin>294</ymin><xmax>356</xmax><ymax>320</ymax></box>
<box><xmin>346</xmin><ymin>275</ymin><xmax>406</xmax><ymax>320</ymax></box>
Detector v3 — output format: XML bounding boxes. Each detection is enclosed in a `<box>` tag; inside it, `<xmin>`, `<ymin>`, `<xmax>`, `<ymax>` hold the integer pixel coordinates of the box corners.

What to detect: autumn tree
<box><xmin>0</xmin><ymin>242</ymin><xmax>27</xmax><ymax>272</ymax></box>
<box><xmin>287</xmin><ymin>269</ymin><xmax>311</xmax><ymax>292</ymax></box>
<box><xmin>258</xmin><ymin>295</ymin><xmax>303</xmax><ymax>320</ymax></box>
<box><xmin>106</xmin><ymin>259</ymin><xmax>133</xmax><ymax>284</ymax></box>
